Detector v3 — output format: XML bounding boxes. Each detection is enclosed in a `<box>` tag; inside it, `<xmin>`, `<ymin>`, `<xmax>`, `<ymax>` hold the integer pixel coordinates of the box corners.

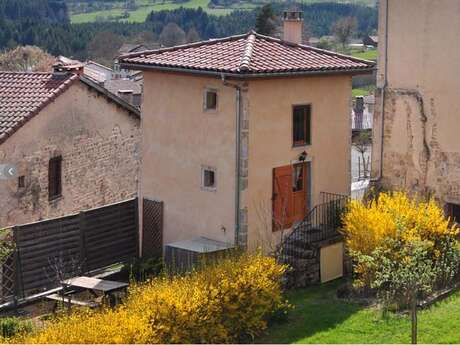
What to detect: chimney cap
<box><xmin>283</xmin><ymin>10</ymin><xmax>303</xmax><ymax>21</ymax></box>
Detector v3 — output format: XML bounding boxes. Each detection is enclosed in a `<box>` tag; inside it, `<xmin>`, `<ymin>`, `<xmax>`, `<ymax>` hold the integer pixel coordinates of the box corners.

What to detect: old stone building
<box><xmin>0</xmin><ymin>68</ymin><xmax>140</xmax><ymax>227</ymax></box>
<box><xmin>372</xmin><ymin>0</ymin><xmax>460</xmax><ymax>218</ymax></box>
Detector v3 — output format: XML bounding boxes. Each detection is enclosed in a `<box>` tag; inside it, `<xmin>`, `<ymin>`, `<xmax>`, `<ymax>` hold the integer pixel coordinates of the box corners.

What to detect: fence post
<box><xmin>79</xmin><ymin>212</ymin><xmax>88</xmax><ymax>274</ymax></box>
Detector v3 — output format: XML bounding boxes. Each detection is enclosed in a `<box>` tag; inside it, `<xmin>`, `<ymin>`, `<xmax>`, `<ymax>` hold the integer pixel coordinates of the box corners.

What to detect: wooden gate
<box><xmin>142</xmin><ymin>198</ymin><xmax>163</xmax><ymax>258</ymax></box>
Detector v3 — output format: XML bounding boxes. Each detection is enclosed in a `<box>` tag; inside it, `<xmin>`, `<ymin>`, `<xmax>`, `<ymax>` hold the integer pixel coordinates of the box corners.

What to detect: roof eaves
<box><xmin>119</xmin><ymin>62</ymin><xmax>375</xmax><ymax>79</ymax></box>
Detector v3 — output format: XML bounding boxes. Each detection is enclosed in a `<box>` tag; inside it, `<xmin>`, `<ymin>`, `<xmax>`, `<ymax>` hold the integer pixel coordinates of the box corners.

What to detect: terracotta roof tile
<box><xmin>0</xmin><ymin>72</ymin><xmax>78</xmax><ymax>143</ymax></box>
<box><xmin>120</xmin><ymin>31</ymin><xmax>375</xmax><ymax>76</ymax></box>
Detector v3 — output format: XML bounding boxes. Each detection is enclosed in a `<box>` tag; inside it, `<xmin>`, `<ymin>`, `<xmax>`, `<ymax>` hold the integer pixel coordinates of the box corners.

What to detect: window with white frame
<box><xmin>202</xmin><ymin>166</ymin><xmax>216</xmax><ymax>190</ymax></box>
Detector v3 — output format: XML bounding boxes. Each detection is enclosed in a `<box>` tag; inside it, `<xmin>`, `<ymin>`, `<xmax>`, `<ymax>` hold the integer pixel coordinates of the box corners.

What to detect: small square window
<box><xmin>204</xmin><ymin>90</ymin><xmax>217</xmax><ymax>111</ymax></box>
<box><xmin>18</xmin><ymin>175</ymin><xmax>25</xmax><ymax>189</ymax></box>
<box><xmin>202</xmin><ymin>167</ymin><xmax>216</xmax><ymax>190</ymax></box>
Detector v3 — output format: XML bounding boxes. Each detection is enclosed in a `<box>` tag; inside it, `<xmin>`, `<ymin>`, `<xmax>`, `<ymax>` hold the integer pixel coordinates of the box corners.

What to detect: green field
<box><xmin>351</xmin><ymin>48</ymin><xmax>378</xmax><ymax>61</ymax></box>
<box><xmin>70</xmin><ymin>0</ymin><xmax>377</xmax><ymax>23</ymax></box>
<box><xmin>257</xmin><ymin>280</ymin><xmax>460</xmax><ymax>344</ymax></box>
<box><xmin>71</xmin><ymin>0</ymin><xmax>240</xmax><ymax>23</ymax></box>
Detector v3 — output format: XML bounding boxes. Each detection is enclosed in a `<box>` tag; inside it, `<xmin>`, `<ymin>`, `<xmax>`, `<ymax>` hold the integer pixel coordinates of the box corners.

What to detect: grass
<box><xmin>71</xmin><ymin>0</ymin><xmax>236</xmax><ymax>23</ymax></box>
<box><xmin>351</xmin><ymin>49</ymin><xmax>378</xmax><ymax>61</ymax></box>
<box><xmin>257</xmin><ymin>280</ymin><xmax>460</xmax><ymax>344</ymax></box>
<box><xmin>352</xmin><ymin>86</ymin><xmax>374</xmax><ymax>97</ymax></box>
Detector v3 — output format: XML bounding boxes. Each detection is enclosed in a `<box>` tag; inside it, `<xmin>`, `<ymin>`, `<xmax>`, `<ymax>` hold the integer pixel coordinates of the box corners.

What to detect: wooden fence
<box><xmin>1</xmin><ymin>198</ymin><xmax>139</xmax><ymax>303</ymax></box>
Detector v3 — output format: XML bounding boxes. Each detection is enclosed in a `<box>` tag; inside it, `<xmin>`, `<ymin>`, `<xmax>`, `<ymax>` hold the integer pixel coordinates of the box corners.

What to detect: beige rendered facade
<box><xmin>141</xmin><ymin>71</ymin><xmax>353</xmax><ymax>249</ymax></box>
<box><xmin>372</xmin><ymin>0</ymin><xmax>460</xmax><ymax>210</ymax></box>
<box><xmin>0</xmin><ymin>80</ymin><xmax>140</xmax><ymax>227</ymax></box>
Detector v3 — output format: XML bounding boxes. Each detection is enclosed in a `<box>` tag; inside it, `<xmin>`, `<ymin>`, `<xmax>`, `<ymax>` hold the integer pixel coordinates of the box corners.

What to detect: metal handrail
<box><xmin>282</xmin><ymin>193</ymin><xmax>349</xmax><ymax>250</ymax></box>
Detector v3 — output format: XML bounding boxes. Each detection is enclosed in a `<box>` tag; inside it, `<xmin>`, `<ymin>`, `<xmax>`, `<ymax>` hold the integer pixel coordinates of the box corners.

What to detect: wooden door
<box><xmin>292</xmin><ymin>163</ymin><xmax>307</xmax><ymax>224</ymax></box>
<box><xmin>273</xmin><ymin>163</ymin><xmax>308</xmax><ymax>231</ymax></box>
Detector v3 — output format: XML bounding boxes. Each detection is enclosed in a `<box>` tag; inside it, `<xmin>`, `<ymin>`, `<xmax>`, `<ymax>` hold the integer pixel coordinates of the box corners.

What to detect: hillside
<box><xmin>68</xmin><ymin>0</ymin><xmax>377</xmax><ymax>23</ymax></box>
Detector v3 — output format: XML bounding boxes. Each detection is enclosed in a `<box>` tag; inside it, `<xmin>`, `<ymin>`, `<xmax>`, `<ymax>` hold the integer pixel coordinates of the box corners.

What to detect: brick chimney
<box><xmin>283</xmin><ymin>10</ymin><xmax>303</xmax><ymax>44</ymax></box>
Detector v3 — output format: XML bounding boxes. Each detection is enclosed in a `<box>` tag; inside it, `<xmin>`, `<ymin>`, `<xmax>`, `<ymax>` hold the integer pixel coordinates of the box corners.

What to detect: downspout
<box><xmin>372</xmin><ymin>0</ymin><xmax>389</xmax><ymax>182</ymax></box>
<box><xmin>221</xmin><ymin>74</ymin><xmax>242</xmax><ymax>247</ymax></box>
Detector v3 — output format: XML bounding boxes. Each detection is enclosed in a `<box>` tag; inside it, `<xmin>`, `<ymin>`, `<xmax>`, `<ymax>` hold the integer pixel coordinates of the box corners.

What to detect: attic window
<box><xmin>204</xmin><ymin>89</ymin><xmax>218</xmax><ymax>111</ymax></box>
<box><xmin>202</xmin><ymin>166</ymin><xmax>216</xmax><ymax>190</ymax></box>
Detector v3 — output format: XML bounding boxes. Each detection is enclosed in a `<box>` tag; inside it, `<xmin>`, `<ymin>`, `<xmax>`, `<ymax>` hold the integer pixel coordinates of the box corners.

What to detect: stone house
<box><xmin>0</xmin><ymin>66</ymin><xmax>140</xmax><ymax>228</ymax></box>
<box><xmin>371</xmin><ymin>0</ymin><xmax>460</xmax><ymax>219</ymax></box>
<box><xmin>120</xmin><ymin>12</ymin><xmax>374</xmax><ymax>252</ymax></box>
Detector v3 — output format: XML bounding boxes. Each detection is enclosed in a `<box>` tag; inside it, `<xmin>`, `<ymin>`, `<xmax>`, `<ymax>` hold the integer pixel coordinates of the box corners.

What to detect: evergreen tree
<box><xmin>255</xmin><ymin>4</ymin><xmax>276</xmax><ymax>36</ymax></box>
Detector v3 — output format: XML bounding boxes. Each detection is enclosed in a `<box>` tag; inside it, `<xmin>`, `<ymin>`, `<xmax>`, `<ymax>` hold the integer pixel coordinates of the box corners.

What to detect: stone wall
<box><xmin>282</xmin><ymin>236</ymin><xmax>346</xmax><ymax>288</ymax></box>
<box><xmin>0</xmin><ymin>82</ymin><xmax>140</xmax><ymax>227</ymax></box>
<box><xmin>373</xmin><ymin>88</ymin><xmax>460</xmax><ymax>206</ymax></box>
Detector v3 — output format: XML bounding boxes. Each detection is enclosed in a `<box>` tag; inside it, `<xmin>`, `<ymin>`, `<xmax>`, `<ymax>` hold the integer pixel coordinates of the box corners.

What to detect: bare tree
<box><xmin>45</xmin><ymin>251</ymin><xmax>82</xmax><ymax>311</ymax></box>
<box><xmin>0</xmin><ymin>46</ymin><xmax>55</xmax><ymax>72</ymax></box>
<box><xmin>253</xmin><ymin>197</ymin><xmax>289</xmax><ymax>256</ymax></box>
<box><xmin>87</xmin><ymin>31</ymin><xmax>124</xmax><ymax>67</ymax></box>
<box><xmin>332</xmin><ymin>16</ymin><xmax>358</xmax><ymax>49</ymax></box>
<box><xmin>353</xmin><ymin>131</ymin><xmax>372</xmax><ymax>179</ymax></box>
<box><xmin>159</xmin><ymin>23</ymin><xmax>186</xmax><ymax>47</ymax></box>
<box><xmin>133</xmin><ymin>31</ymin><xmax>157</xmax><ymax>44</ymax></box>
<box><xmin>186</xmin><ymin>27</ymin><xmax>201</xmax><ymax>43</ymax></box>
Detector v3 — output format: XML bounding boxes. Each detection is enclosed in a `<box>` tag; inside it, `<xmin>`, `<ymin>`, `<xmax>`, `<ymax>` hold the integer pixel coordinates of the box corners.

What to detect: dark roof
<box><xmin>104</xmin><ymin>79</ymin><xmax>142</xmax><ymax>95</ymax></box>
<box><xmin>0</xmin><ymin>72</ymin><xmax>78</xmax><ymax>143</ymax></box>
<box><xmin>120</xmin><ymin>31</ymin><xmax>375</xmax><ymax>77</ymax></box>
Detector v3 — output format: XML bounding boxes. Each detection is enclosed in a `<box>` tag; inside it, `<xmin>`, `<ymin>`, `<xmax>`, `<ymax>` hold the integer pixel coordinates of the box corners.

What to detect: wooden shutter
<box><xmin>273</xmin><ymin>163</ymin><xmax>308</xmax><ymax>231</ymax></box>
<box><xmin>48</xmin><ymin>156</ymin><xmax>62</xmax><ymax>200</ymax></box>
<box><xmin>273</xmin><ymin>165</ymin><xmax>293</xmax><ymax>230</ymax></box>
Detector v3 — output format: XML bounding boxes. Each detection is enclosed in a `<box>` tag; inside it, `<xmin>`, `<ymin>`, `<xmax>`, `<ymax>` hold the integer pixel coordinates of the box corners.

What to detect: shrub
<box><xmin>17</xmin><ymin>253</ymin><xmax>287</xmax><ymax>344</ymax></box>
<box><xmin>0</xmin><ymin>317</ymin><xmax>33</xmax><ymax>339</ymax></box>
<box><xmin>342</xmin><ymin>192</ymin><xmax>460</xmax><ymax>288</ymax></box>
<box><xmin>122</xmin><ymin>256</ymin><xmax>163</xmax><ymax>282</ymax></box>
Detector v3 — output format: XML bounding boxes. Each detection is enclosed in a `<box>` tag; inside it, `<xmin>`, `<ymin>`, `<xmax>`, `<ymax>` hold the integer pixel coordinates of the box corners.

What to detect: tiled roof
<box><xmin>120</xmin><ymin>31</ymin><xmax>375</xmax><ymax>77</ymax></box>
<box><xmin>0</xmin><ymin>72</ymin><xmax>78</xmax><ymax>143</ymax></box>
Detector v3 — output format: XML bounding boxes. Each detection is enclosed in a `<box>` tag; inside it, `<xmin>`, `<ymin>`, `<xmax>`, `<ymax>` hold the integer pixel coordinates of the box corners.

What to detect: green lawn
<box><xmin>351</xmin><ymin>49</ymin><xmax>378</xmax><ymax>61</ymax></box>
<box><xmin>352</xmin><ymin>87</ymin><xmax>374</xmax><ymax>97</ymax></box>
<box><xmin>257</xmin><ymin>280</ymin><xmax>460</xmax><ymax>344</ymax></box>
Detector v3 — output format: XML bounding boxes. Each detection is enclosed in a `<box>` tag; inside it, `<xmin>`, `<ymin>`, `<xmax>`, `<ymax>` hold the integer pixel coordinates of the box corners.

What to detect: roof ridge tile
<box><xmin>239</xmin><ymin>32</ymin><xmax>256</xmax><ymax>72</ymax></box>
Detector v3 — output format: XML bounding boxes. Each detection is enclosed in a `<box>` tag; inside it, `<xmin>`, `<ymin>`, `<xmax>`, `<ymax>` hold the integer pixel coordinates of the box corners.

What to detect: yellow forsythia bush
<box><xmin>16</xmin><ymin>253</ymin><xmax>287</xmax><ymax>344</ymax></box>
<box><xmin>342</xmin><ymin>191</ymin><xmax>459</xmax><ymax>286</ymax></box>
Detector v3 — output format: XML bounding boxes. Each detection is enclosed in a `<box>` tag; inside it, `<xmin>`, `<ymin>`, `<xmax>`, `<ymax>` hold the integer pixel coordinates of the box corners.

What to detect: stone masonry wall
<box><xmin>374</xmin><ymin>88</ymin><xmax>460</xmax><ymax>206</ymax></box>
<box><xmin>0</xmin><ymin>82</ymin><xmax>140</xmax><ymax>227</ymax></box>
